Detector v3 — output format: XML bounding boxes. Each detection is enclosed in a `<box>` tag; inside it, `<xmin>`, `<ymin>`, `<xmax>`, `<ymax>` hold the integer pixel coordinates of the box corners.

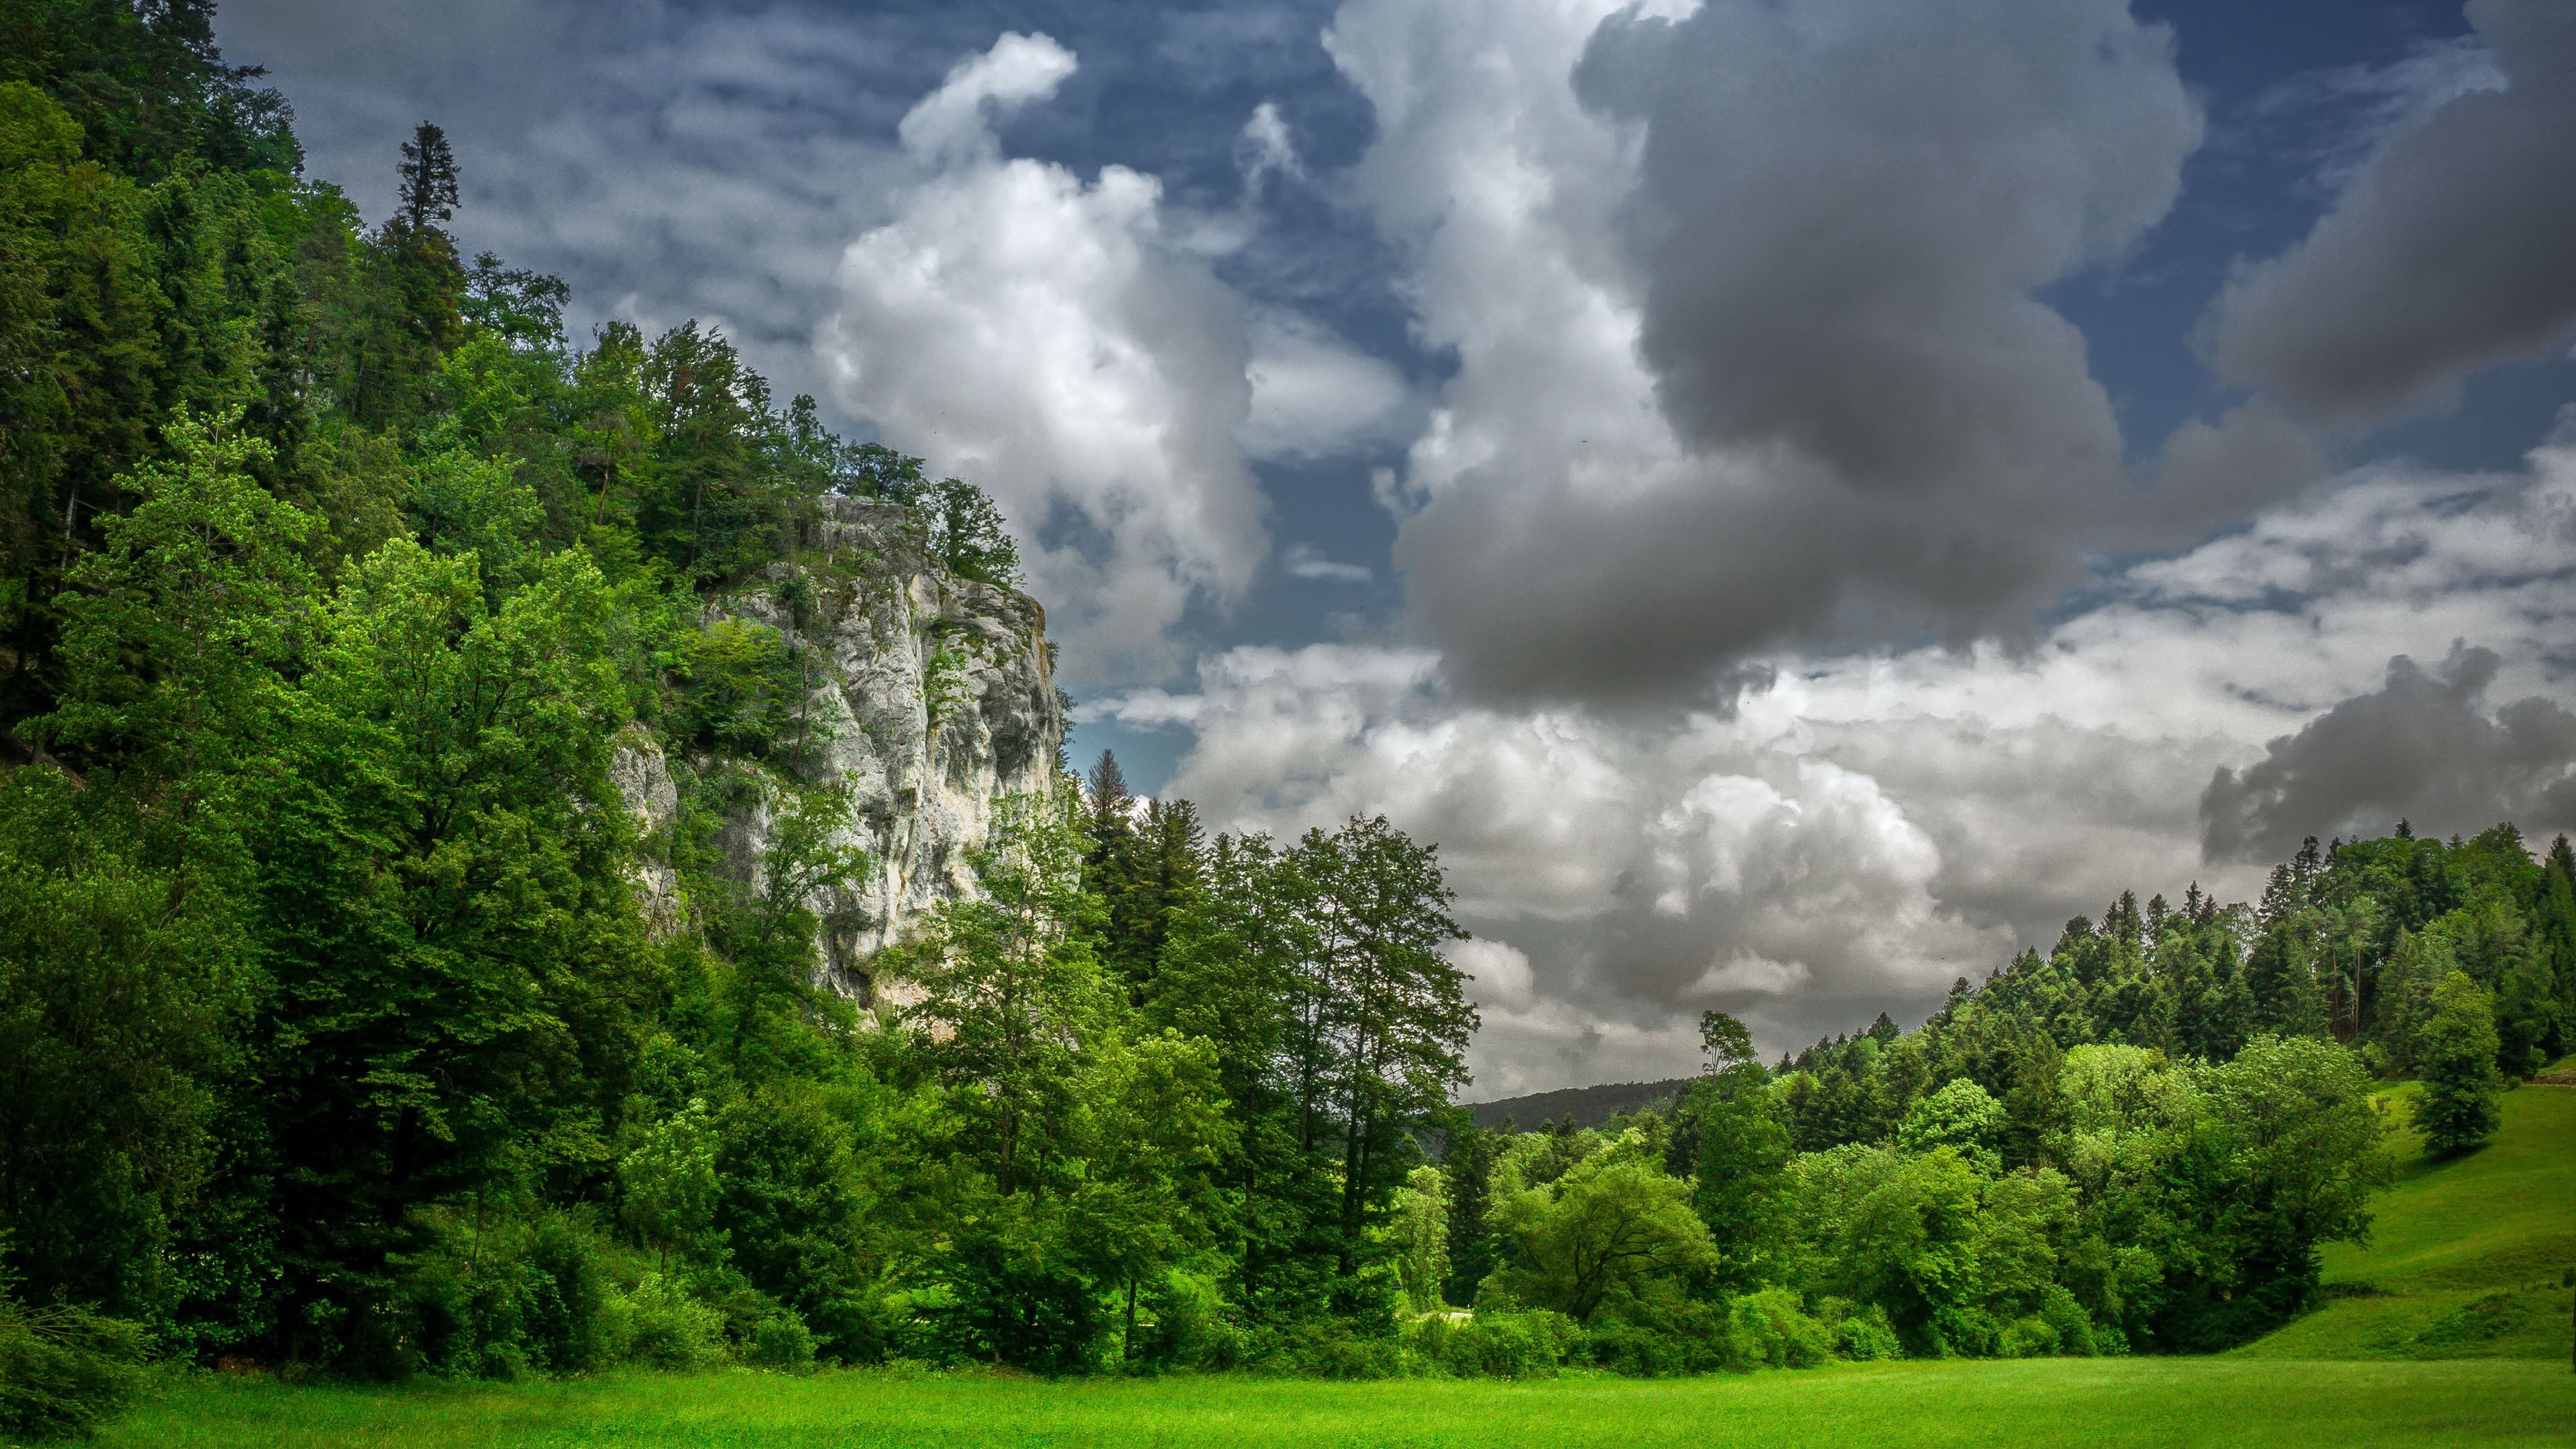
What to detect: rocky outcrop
<box><xmin>611</xmin><ymin>494</ymin><xmax>1065</xmax><ymax>1004</ymax></box>
<box><xmin>607</xmin><ymin>726</ymin><xmax>685</xmax><ymax>937</ymax></box>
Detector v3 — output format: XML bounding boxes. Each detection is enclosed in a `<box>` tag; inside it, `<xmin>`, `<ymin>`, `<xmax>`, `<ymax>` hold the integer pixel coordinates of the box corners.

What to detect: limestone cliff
<box><xmin>612</xmin><ymin>494</ymin><xmax>1066</xmax><ymax>1003</ymax></box>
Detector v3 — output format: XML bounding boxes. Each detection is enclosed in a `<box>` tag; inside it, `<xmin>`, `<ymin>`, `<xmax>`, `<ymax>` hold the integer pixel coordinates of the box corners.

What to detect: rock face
<box><xmin>612</xmin><ymin>494</ymin><xmax>1065</xmax><ymax>1004</ymax></box>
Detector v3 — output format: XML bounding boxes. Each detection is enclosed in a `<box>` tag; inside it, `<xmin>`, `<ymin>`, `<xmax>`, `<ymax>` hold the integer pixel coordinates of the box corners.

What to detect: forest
<box><xmin>1</xmin><ymin>2</ymin><xmax>2573</xmax><ymax>1440</ymax></box>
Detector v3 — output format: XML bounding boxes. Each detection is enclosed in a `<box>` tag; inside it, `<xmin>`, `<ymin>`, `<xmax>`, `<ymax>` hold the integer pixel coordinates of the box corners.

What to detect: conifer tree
<box><xmin>396</xmin><ymin>122</ymin><xmax>460</xmax><ymax>229</ymax></box>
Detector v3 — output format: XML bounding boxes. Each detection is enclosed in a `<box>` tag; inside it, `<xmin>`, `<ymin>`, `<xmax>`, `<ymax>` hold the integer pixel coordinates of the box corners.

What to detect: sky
<box><xmin>217</xmin><ymin>0</ymin><xmax>2576</xmax><ymax>1096</ymax></box>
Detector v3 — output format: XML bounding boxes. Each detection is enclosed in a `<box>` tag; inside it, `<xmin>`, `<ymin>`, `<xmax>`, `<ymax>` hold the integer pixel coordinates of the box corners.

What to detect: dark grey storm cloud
<box><xmin>1385</xmin><ymin>0</ymin><xmax>2204</xmax><ymax>704</ymax></box>
<box><xmin>2201</xmin><ymin>642</ymin><xmax>2576</xmax><ymax>863</ymax></box>
<box><xmin>2211</xmin><ymin>0</ymin><xmax>2576</xmax><ymax>425</ymax></box>
<box><xmin>1576</xmin><ymin>0</ymin><xmax>2188</xmax><ymax>504</ymax></box>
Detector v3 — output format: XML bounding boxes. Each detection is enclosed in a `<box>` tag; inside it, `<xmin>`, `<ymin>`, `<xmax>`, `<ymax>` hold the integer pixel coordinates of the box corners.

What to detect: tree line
<box><xmin>1406</xmin><ymin>819</ymin><xmax>2570</xmax><ymax>1375</ymax></box>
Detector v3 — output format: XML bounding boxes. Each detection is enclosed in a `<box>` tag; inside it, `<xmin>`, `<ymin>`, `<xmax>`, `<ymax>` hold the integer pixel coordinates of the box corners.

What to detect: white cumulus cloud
<box><xmin>820</xmin><ymin>34</ymin><xmax>1272</xmax><ymax>684</ymax></box>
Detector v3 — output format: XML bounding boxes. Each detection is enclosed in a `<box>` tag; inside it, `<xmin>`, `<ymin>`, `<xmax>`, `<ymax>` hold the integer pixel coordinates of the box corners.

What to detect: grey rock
<box><xmin>610</xmin><ymin>496</ymin><xmax>1065</xmax><ymax>1005</ymax></box>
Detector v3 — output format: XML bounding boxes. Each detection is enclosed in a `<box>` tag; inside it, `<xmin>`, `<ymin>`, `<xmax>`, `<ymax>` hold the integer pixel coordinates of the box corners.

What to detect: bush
<box><xmin>1998</xmin><ymin>1316</ymin><xmax>2060</xmax><ymax>1358</ymax></box>
<box><xmin>1576</xmin><ymin>1285</ymin><xmax>1730</xmax><ymax>1377</ymax></box>
<box><xmin>1829</xmin><ymin>1303</ymin><xmax>1902</xmax><ymax>1361</ymax></box>
<box><xmin>1579</xmin><ymin>1316</ymin><xmax>1706</xmax><ymax>1377</ymax></box>
<box><xmin>1273</xmin><ymin>1318</ymin><xmax>1408</xmax><ymax>1379</ymax></box>
<box><xmin>673</xmin><ymin>619</ymin><xmax>812</xmax><ymax>759</ymax></box>
<box><xmin>2037</xmin><ymin>1284</ymin><xmax>2098</xmax><ymax>1357</ymax></box>
<box><xmin>384</xmin><ymin>1212</ymin><xmax>617</xmax><ymax>1379</ymax></box>
<box><xmin>1725</xmin><ymin>1288</ymin><xmax>1835</xmax><ymax>1369</ymax></box>
<box><xmin>0</xmin><ymin>1296</ymin><xmax>148</xmax><ymax>1442</ymax></box>
<box><xmin>1413</xmin><ymin>1309</ymin><xmax>1578</xmax><ymax>1379</ymax></box>
<box><xmin>1126</xmin><ymin>1270</ymin><xmax>1241</xmax><ymax>1371</ymax></box>
<box><xmin>745</xmin><ymin>1310</ymin><xmax>816</xmax><ymax>1371</ymax></box>
<box><xmin>608</xmin><ymin>1273</ymin><xmax>728</xmax><ymax>1370</ymax></box>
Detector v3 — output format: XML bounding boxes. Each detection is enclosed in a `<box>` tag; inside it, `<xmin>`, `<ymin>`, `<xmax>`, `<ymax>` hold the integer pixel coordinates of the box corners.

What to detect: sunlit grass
<box><xmin>2244</xmin><ymin>1072</ymin><xmax>2575</xmax><ymax>1362</ymax></box>
<box><xmin>102</xmin><ymin>1358</ymin><xmax>2576</xmax><ymax>1449</ymax></box>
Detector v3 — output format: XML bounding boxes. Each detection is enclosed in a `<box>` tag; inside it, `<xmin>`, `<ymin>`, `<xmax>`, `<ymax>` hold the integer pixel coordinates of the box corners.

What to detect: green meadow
<box><xmin>2243</xmin><ymin>1077</ymin><xmax>2576</xmax><ymax>1362</ymax></box>
<box><xmin>90</xmin><ymin>1358</ymin><xmax>2576</xmax><ymax>1449</ymax></box>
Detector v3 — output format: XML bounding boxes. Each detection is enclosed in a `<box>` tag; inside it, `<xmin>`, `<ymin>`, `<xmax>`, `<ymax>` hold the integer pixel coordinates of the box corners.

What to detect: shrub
<box><xmin>609</xmin><ymin>1273</ymin><xmax>728</xmax><ymax>1370</ymax></box>
<box><xmin>673</xmin><ymin>619</ymin><xmax>812</xmax><ymax>759</ymax></box>
<box><xmin>1725</xmin><ymin>1289</ymin><xmax>1835</xmax><ymax>1369</ymax></box>
<box><xmin>1273</xmin><ymin>1318</ymin><xmax>1408</xmax><ymax>1379</ymax></box>
<box><xmin>1580</xmin><ymin>1316</ymin><xmax>1702</xmax><ymax>1377</ymax></box>
<box><xmin>746</xmin><ymin>1310</ymin><xmax>817</xmax><ymax>1371</ymax></box>
<box><xmin>1998</xmin><ymin>1316</ymin><xmax>2060</xmax><ymax>1358</ymax></box>
<box><xmin>1830</xmin><ymin>1303</ymin><xmax>1902</xmax><ymax>1361</ymax></box>
<box><xmin>0</xmin><ymin>1295</ymin><xmax>148</xmax><ymax>1443</ymax></box>
<box><xmin>2037</xmin><ymin>1284</ymin><xmax>2098</xmax><ymax>1357</ymax></box>
<box><xmin>1576</xmin><ymin>1285</ymin><xmax>1730</xmax><ymax>1377</ymax></box>
<box><xmin>384</xmin><ymin>1212</ymin><xmax>617</xmax><ymax>1379</ymax></box>
<box><xmin>1127</xmin><ymin>1270</ymin><xmax>1241</xmax><ymax>1371</ymax></box>
<box><xmin>1415</xmin><ymin>1309</ymin><xmax>1578</xmax><ymax>1379</ymax></box>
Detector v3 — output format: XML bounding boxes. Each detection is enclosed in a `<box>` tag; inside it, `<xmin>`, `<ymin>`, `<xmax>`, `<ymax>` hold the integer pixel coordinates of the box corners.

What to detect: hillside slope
<box><xmin>2243</xmin><ymin>1068</ymin><xmax>2575</xmax><ymax>1361</ymax></box>
<box><xmin>1463</xmin><ymin>1078</ymin><xmax>1696</xmax><ymax>1132</ymax></box>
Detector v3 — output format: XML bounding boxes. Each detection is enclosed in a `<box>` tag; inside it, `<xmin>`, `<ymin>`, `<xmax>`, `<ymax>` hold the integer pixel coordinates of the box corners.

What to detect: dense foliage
<box><xmin>1400</xmin><ymin>817</ymin><xmax>2569</xmax><ymax>1375</ymax></box>
<box><xmin>2</xmin><ymin>4</ymin><xmax>2572</xmax><ymax>1427</ymax></box>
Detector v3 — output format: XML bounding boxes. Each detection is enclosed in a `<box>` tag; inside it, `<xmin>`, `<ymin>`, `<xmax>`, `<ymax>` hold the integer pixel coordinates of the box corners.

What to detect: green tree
<box><xmin>888</xmin><ymin>788</ymin><xmax>1124</xmax><ymax>1366</ymax></box>
<box><xmin>1069</xmin><ymin>1027</ymin><xmax>1234</xmax><ymax>1364</ymax></box>
<box><xmin>0</xmin><ymin>772</ymin><xmax>255</xmax><ymax>1328</ymax></box>
<box><xmin>41</xmin><ymin>407</ymin><xmax>313</xmax><ymax>788</ymax></box>
<box><xmin>892</xmin><ymin>788</ymin><xmax>1104</xmax><ymax>1199</ymax></box>
<box><xmin>1294</xmin><ymin>816</ymin><xmax>1476</xmax><ymax>1298</ymax></box>
<box><xmin>617</xmin><ymin>1097</ymin><xmax>720</xmax><ymax>1272</ymax></box>
<box><xmin>1683</xmin><ymin>1056</ymin><xmax>1791</xmax><ymax>1292</ymax></box>
<box><xmin>926</xmin><ymin>476</ymin><xmax>1020</xmax><ymax>589</ymax></box>
<box><xmin>253</xmin><ymin>541</ymin><xmax>649</xmax><ymax>1364</ymax></box>
<box><xmin>1148</xmin><ymin>831</ymin><xmax>1340</xmax><ymax>1323</ymax></box>
<box><xmin>1789</xmin><ymin>1143</ymin><xmax>1984</xmax><ymax>1354</ymax></box>
<box><xmin>1387</xmin><ymin>1165</ymin><xmax>1450</xmax><ymax>1313</ymax></box>
<box><xmin>395</xmin><ymin>123</ymin><xmax>458</xmax><ymax>231</ymax></box>
<box><xmin>347</xmin><ymin>132</ymin><xmax>466</xmax><ymax>427</ymax></box>
<box><xmin>1899</xmin><ymin>1078</ymin><xmax>2006</xmax><ymax>1174</ymax></box>
<box><xmin>2412</xmin><ymin>970</ymin><xmax>2502</xmax><ymax>1155</ymax></box>
<box><xmin>1485</xmin><ymin>1136</ymin><xmax>1715</xmax><ymax>1323</ymax></box>
<box><xmin>2154</xmin><ymin>1035</ymin><xmax>2387</xmax><ymax>1347</ymax></box>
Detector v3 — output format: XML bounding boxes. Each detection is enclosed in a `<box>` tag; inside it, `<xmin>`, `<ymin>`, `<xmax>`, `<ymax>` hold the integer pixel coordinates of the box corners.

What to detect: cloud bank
<box><xmin>1104</xmin><ymin>435</ymin><xmax>2576</xmax><ymax>1092</ymax></box>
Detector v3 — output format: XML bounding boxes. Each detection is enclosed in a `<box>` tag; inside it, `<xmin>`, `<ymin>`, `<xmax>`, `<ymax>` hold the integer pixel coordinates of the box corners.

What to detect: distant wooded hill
<box><xmin>1464</xmin><ymin>1077</ymin><xmax>1697</xmax><ymax>1132</ymax></box>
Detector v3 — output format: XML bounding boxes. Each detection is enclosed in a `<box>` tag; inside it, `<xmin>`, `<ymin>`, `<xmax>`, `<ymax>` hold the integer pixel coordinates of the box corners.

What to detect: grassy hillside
<box><xmin>2243</xmin><ymin>1069</ymin><xmax>2575</xmax><ymax>1362</ymax></box>
<box><xmin>98</xmin><ymin>1358</ymin><xmax>2576</xmax><ymax>1449</ymax></box>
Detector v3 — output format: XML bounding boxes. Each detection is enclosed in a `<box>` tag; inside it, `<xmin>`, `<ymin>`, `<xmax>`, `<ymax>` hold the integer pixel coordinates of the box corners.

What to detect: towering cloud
<box><xmin>818</xmin><ymin>34</ymin><xmax>1271</xmax><ymax>685</ymax></box>
<box><xmin>1330</xmin><ymin>0</ymin><xmax>2201</xmax><ymax>702</ymax></box>
<box><xmin>2211</xmin><ymin>0</ymin><xmax>2576</xmax><ymax>424</ymax></box>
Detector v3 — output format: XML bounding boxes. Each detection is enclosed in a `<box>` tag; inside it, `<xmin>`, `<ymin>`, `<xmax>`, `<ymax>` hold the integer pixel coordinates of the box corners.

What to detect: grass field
<box><xmin>94</xmin><ymin>1358</ymin><xmax>2576</xmax><ymax>1449</ymax></box>
<box><xmin>2243</xmin><ymin>1075</ymin><xmax>2575</xmax><ymax>1362</ymax></box>
<box><xmin>80</xmin><ymin>1076</ymin><xmax>2576</xmax><ymax>1449</ymax></box>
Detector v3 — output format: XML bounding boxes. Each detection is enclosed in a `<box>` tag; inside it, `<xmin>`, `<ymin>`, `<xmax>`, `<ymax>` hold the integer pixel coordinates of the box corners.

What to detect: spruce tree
<box><xmin>350</xmin><ymin>125</ymin><xmax>466</xmax><ymax>425</ymax></box>
<box><xmin>397</xmin><ymin>122</ymin><xmax>460</xmax><ymax>229</ymax></box>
